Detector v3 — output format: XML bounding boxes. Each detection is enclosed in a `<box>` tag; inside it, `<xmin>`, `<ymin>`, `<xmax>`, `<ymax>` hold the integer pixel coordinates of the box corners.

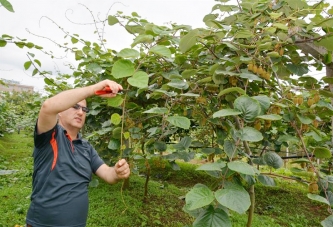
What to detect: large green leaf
<box><xmin>154</xmin><ymin>141</ymin><xmax>167</xmax><ymax>152</ymax></box>
<box><xmin>213</xmin><ymin>109</ymin><xmax>242</xmax><ymax>118</ymax></box>
<box><xmin>252</xmin><ymin>95</ymin><xmax>271</xmax><ymax>114</ymax></box>
<box><xmin>87</xmin><ymin>63</ymin><xmax>103</xmax><ymax>74</ymax></box>
<box><xmin>149</xmin><ymin>45</ymin><xmax>171</xmax><ymax>58</ymax></box>
<box><xmin>196</xmin><ymin>162</ymin><xmax>226</xmax><ymax>171</ymax></box>
<box><xmin>180</xmin><ymin>29</ymin><xmax>199</xmax><ymax>53</ymax></box>
<box><xmin>234</xmin><ymin>96</ymin><xmax>261</xmax><ymax>122</ymax></box>
<box><xmin>313</xmin><ymin>147</ymin><xmax>332</xmax><ymax>159</ymax></box>
<box><xmin>185</xmin><ymin>184</ymin><xmax>215</xmax><ymax>210</ymax></box>
<box><xmin>108</xmin><ymin>139</ymin><xmax>120</xmax><ymax>150</ymax></box>
<box><xmin>256</xmin><ymin>114</ymin><xmax>282</xmax><ymax>121</ymax></box>
<box><xmin>173</xmin><ymin>136</ymin><xmax>192</xmax><ymax>150</ymax></box>
<box><xmin>297</xmin><ymin>114</ymin><xmax>312</xmax><ymax>124</ymax></box>
<box><xmin>263</xmin><ymin>152</ymin><xmax>283</xmax><ymax>169</ymax></box>
<box><xmin>143</xmin><ymin>107</ymin><xmax>168</xmax><ymax>114</ymax></box>
<box><xmin>317</xmin><ymin>36</ymin><xmax>333</xmax><ymax>51</ymax></box>
<box><xmin>166</xmin><ymin>116</ymin><xmax>191</xmax><ymax>129</ymax></box>
<box><xmin>218</xmin><ymin>87</ymin><xmax>246</xmax><ymax>97</ymax></box>
<box><xmin>131</xmin><ymin>34</ymin><xmax>154</xmax><ymax>47</ymax></box>
<box><xmin>307</xmin><ymin>194</ymin><xmax>330</xmax><ymax>206</ymax></box>
<box><xmin>257</xmin><ymin>174</ymin><xmax>276</xmax><ymax>186</ymax></box>
<box><xmin>236</xmin><ymin>127</ymin><xmax>263</xmax><ymax>142</ymax></box>
<box><xmin>107</xmin><ymin>96</ymin><xmax>124</xmax><ymax>107</ymax></box>
<box><xmin>228</xmin><ymin>161</ymin><xmax>258</xmax><ymax>176</ymax></box>
<box><xmin>321</xmin><ymin>215</ymin><xmax>333</xmax><ymax>227</ymax></box>
<box><xmin>167</xmin><ymin>79</ymin><xmax>189</xmax><ymax>90</ymax></box>
<box><xmin>234</xmin><ymin>29</ymin><xmax>254</xmax><ymax>39</ymax></box>
<box><xmin>117</xmin><ymin>48</ymin><xmax>140</xmax><ymax>59</ymax></box>
<box><xmin>215</xmin><ymin>183</ymin><xmax>251</xmax><ymax>214</ymax></box>
<box><xmin>110</xmin><ymin>113</ymin><xmax>121</xmax><ymax>125</ymax></box>
<box><xmin>223</xmin><ymin>140</ymin><xmax>237</xmax><ymax>159</ymax></box>
<box><xmin>127</xmin><ymin>71</ymin><xmax>149</xmax><ymax>88</ymax></box>
<box><xmin>112</xmin><ymin>59</ymin><xmax>135</xmax><ymax>79</ymax></box>
<box><xmin>193</xmin><ymin>206</ymin><xmax>231</xmax><ymax>227</ymax></box>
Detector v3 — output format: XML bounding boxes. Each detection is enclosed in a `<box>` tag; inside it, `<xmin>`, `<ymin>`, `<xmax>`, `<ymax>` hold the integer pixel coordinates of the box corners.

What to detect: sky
<box><xmin>0</xmin><ymin>0</ymin><xmax>216</xmax><ymax>93</ymax></box>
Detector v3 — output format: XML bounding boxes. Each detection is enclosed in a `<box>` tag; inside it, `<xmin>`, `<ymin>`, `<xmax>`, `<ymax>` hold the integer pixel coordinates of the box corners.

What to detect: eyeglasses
<box><xmin>72</xmin><ymin>103</ymin><xmax>89</xmax><ymax>113</ymax></box>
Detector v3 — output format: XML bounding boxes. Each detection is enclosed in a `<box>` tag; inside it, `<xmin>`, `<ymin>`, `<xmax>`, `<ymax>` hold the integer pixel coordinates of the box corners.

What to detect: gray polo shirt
<box><xmin>26</xmin><ymin>124</ymin><xmax>104</xmax><ymax>227</ymax></box>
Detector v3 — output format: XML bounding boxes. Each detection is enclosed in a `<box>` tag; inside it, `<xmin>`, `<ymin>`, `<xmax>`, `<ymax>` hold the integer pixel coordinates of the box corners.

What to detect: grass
<box><xmin>0</xmin><ymin>131</ymin><xmax>331</xmax><ymax>227</ymax></box>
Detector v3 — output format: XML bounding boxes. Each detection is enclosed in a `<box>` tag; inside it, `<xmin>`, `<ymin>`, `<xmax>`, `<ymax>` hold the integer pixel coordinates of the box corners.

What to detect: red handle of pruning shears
<box><xmin>95</xmin><ymin>86</ymin><xmax>127</xmax><ymax>95</ymax></box>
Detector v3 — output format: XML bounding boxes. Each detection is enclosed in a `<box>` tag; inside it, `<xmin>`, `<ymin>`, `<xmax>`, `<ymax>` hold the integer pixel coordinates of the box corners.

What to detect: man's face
<box><xmin>58</xmin><ymin>100</ymin><xmax>87</xmax><ymax>130</ymax></box>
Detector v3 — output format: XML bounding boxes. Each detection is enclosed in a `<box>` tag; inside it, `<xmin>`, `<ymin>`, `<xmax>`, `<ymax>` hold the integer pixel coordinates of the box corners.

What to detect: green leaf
<box><xmin>268</xmin><ymin>12</ymin><xmax>283</xmax><ymax>19</ymax></box>
<box><xmin>321</xmin><ymin>215</ymin><xmax>333</xmax><ymax>227</ymax></box>
<box><xmin>108</xmin><ymin>15</ymin><xmax>119</xmax><ymax>25</ymax></box>
<box><xmin>273</xmin><ymin>23</ymin><xmax>288</xmax><ymax>30</ymax></box>
<box><xmin>228</xmin><ymin>161</ymin><xmax>258</xmax><ymax>176</ymax></box>
<box><xmin>0</xmin><ymin>39</ymin><xmax>7</xmax><ymax>47</ymax></box>
<box><xmin>87</xmin><ymin>63</ymin><xmax>103</xmax><ymax>74</ymax></box>
<box><xmin>149</xmin><ymin>45</ymin><xmax>171</xmax><ymax>58</ymax></box>
<box><xmin>253</xmin><ymin>95</ymin><xmax>271</xmax><ymax>114</ymax></box>
<box><xmin>307</xmin><ymin>194</ymin><xmax>330</xmax><ymax>206</ymax></box>
<box><xmin>263</xmin><ymin>152</ymin><xmax>283</xmax><ymax>169</ymax></box>
<box><xmin>32</xmin><ymin>68</ymin><xmax>38</xmax><ymax>76</ymax></box>
<box><xmin>317</xmin><ymin>36</ymin><xmax>333</xmax><ymax>51</ymax></box>
<box><xmin>224</xmin><ymin>140</ymin><xmax>237</xmax><ymax>159</ymax></box>
<box><xmin>71</xmin><ymin>37</ymin><xmax>78</xmax><ymax>44</ymax></box>
<box><xmin>117</xmin><ymin>48</ymin><xmax>140</xmax><ymax>59</ymax></box>
<box><xmin>110</xmin><ymin>113</ymin><xmax>121</xmax><ymax>125</ymax></box>
<box><xmin>34</xmin><ymin>59</ymin><xmax>41</xmax><ymax>67</ymax></box>
<box><xmin>234</xmin><ymin>29</ymin><xmax>254</xmax><ymax>39</ymax></box>
<box><xmin>290</xmin><ymin>158</ymin><xmax>311</xmax><ymax>164</ymax></box>
<box><xmin>193</xmin><ymin>206</ymin><xmax>231</xmax><ymax>227</ymax></box>
<box><xmin>143</xmin><ymin>107</ymin><xmax>168</xmax><ymax>114</ymax></box>
<box><xmin>173</xmin><ymin>136</ymin><xmax>192</xmax><ymax>150</ymax></box>
<box><xmin>166</xmin><ymin>116</ymin><xmax>191</xmax><ymax>129</ymax></box>
<box><xmin>180</xmin><ymin>93</ymin><xmax>200</xmax><ymax>97</ymax></box>
<box><xmin>127</xmin><ymin>71</ymin><xmax>149</xmax><ymax>89</ymax></box>
<box><xmin>258</xmin><ymin>174</ymin><xmax>276</xmax><ymax>186</ymax></box>
<box><xmin>180</xmin><ymin>29</ymin><xmax>199</xmax><ymax>53</ymax></box>
<box><xmin>286</xmin><ymin>64</ymin><xmax>308</xmax><ymax>77</ymax></box>
<box><xmin>234</xmin><ymin>96</ymin><xmax>261</xmax><ymax>122</ymax></box>
<box><xmin>167</xmin><ymin>79</ymin><xmax>189</xmax><ymax>90</ymax></box>
<box><xmin>0</xmin><ymin>0</ymin><xmax>14</xmax><ymax>12</ymax></box>
<box><xmin>215</xmin><ymin>183</ymin><xmax>251</xmax><ymax>214</ymax></box>
<box><xmin>239</xmin><ymin>72</ymin><xmax>262</xmax><ymax>81</ymax></box>
<box><xmin>131</xmin><ymin>34</ymin><xmax>154</xmax><ymax>47</ymax></box>
<box><xmin>107</xmin><ymin>96</ymin><xmax>123</xmax><ymax>107</ymax></box>
<box><xmin>297</xmin><ymin>114</ymin><xmax>312</xmax><ymax>124</ymax></box>
<box><xmin>256</xmin><ymin>114</ymin><xmax>282</xmax><ymax>121</ymax></box>
<box><xmin>24</xmin><ymin>61</ymin><xmax>32</xmax><ymax>70</ymax></box>
<box><xmin>237</xmin><ymin>127</ymin><xmax>263</xmax><ymax>142</ymax></box>
<box><xmin>108</xmin><ymin>139</ymin><xmax>120</xmax><ymax>150</ymax></box>
<box><xmin>154</xmin><ymin>141</ymin><xmax>167</xmax><ymax>152</ymax></box>
<box><xmin>185</xmin><ymin>184</ymin><xmax>215</xmax><ymax>210</ymax></box>
<box><xmin>112</xmin><ymin>59</ymin><xmax>135</xmax><ymax>79</ymax></box>
<box><xmin>196</xmin><ymin>162</ymin><xmax>226</xmax><ymax>171</ymax></box>
<box><xmin>212</xmin><ymin>109</ymin><xmax>242</xmax><ymax>118</ymax></box>
<box><xmin>313</xmin><ymin>147</ymin><xmax>332</xmax><ymax>159</ymax></box>
<box><xmin>277</xmin><ymin>134</ymin><xmax>299</xmax><ymax>143</ymax></box>
<box><xmin>218</xmin><ymin>87</ymin><xmax>246</xmax><ymax>97</ymax></box>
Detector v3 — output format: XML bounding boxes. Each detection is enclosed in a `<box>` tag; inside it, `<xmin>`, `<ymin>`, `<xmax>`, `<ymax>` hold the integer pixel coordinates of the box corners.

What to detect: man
<box><xmin>26</xmin><ymin>80</ymin><xmax>130</xmax><ymax>227</ymax></box>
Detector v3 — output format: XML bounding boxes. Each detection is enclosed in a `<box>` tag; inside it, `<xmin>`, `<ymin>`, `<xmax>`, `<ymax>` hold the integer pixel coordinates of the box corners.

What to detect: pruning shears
<box><xmin>95</xmin><ymin>86</ymin><xmax>128</xmax><ymax>95</ymax></box>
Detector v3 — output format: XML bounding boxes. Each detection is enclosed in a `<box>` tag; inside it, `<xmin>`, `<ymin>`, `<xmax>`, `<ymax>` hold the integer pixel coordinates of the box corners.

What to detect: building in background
<box><xmin>0</xmin><ymin>78</ymin><xmax>34</xmax><ymax>92</ymax></box>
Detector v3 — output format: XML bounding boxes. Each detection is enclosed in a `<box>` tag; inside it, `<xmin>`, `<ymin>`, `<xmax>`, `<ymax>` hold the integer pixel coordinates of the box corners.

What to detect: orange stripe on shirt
<box><xmin>50</xmin><ymin>130</ymin><xmax>58</xmax><ymax>170</ymax></box>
